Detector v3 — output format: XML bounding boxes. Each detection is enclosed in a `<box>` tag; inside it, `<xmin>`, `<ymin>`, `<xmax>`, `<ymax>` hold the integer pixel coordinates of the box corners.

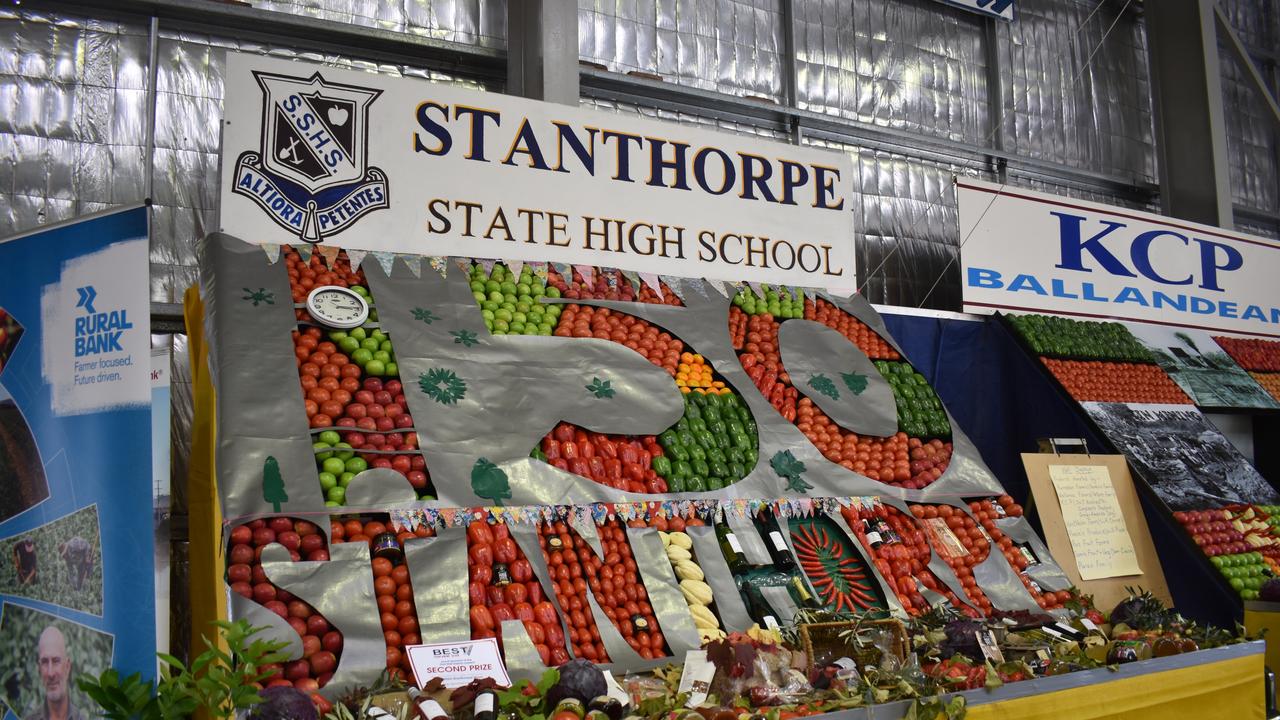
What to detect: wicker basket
<box><xmin>798</xmin><ymin>619</ymin><xmax>909</xmax><ymax>672</ymax></box>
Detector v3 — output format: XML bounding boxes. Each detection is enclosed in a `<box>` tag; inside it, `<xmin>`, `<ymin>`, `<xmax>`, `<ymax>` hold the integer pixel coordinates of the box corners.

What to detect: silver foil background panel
<box><xmin>996</xmin><ymin>0</ymin><xmax>1156</xmax><ymax>182</ymax></box>
<box><xmin>254</xmin><ymin>0</ymin><xmax>507</xmax><ymax>49</ymax></box>
<box><xmin>1219</xmin><ymin>39</ymin><xmax>1278</xmax><ymax>215</ymax></box>
<box><xmin>0</xmin><ymin>9</ymin><xmax>148</xmax><ymax>237</ymax></box>
<box><xmin>578</xmin><ymin>0</ymin><xmax>785</xmax><ymax>102</ymax></box>
<box><xmin>793</xmin><ymin>0</ymin><xmax>990</xmax><ymax>146</ymax></box>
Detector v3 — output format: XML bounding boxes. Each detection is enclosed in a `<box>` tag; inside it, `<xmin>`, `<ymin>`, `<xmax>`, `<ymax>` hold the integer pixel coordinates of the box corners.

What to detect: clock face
<box><xmin>306</xmin><ymin>286</ymin><xmax>369</xmax><ymax>329</ymax></box>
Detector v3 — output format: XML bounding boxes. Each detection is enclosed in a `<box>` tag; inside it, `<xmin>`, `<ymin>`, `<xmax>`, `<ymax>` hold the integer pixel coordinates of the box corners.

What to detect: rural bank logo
<box><xmin>74</xmin><ymin>285</ymin><xmax>133</xmax><ymax>357</ymax></box>
<box><xmin>233</xmin><ymin>70</ymin><xmax>389</xmax><ymax>244</ymax></box>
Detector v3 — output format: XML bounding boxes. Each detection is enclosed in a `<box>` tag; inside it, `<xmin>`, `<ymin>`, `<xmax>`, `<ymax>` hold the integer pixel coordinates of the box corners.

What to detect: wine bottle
<box><xmin>861</xmin><ymin>519</ymin><xmax>883</xmax><ymax>548</ymax></box>
<box><xmin>715</xmin><ymin>520</ymin><xmax>748</xmax><ymax>574</ymax></box>
<box><xmin>744</xmin><ymin>585</ymin><xmax>781</xmax><ymax>630</ymax></box>
<box><xmin>472</xmin><ymin>689</ymin><xmax>499</xmax><ymax>720</ymax></box>
<box><xmin>758</xmin><ymin>510</ymin><xmax>796</xmax><ymax>572</ymax></box>
<box><xmin>406</xmin><ymin>688</ymin><xmax>449</xmax><ymax>720</ymax></box>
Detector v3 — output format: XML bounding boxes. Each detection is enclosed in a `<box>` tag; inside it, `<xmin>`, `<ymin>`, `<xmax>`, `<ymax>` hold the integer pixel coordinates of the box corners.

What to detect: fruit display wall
<box><xmin>204</xmin><ymin>237</ymin><xmax>1072</xmax><ymax>698</ymax></box>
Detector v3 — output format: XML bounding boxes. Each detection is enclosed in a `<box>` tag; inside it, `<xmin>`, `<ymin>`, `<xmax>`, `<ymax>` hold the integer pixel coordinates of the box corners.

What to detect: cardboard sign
<box><xmin>1022</xmin><ymin>453</ymin><xmax>1170</xmax><ymax>611</ymax></box>
<box><xmin>1048</xmin><ymin>464</ymin><xmax>1141</xmax><ymax>580</ymax></box>
<box><xmin>406</xmin><ymin>638</ymin><xmax>511</xmax><ymax>689</ymax></box>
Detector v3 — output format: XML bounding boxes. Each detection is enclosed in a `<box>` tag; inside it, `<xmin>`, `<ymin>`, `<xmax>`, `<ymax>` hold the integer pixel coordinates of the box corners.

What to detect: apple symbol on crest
<box><xmin>327</xmin><ymin>106</ymin><xmax>349</xmax><ymax>127</ymax></box>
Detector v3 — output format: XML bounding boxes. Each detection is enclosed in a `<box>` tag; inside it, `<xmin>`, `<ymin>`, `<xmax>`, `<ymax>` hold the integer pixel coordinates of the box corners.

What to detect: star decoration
<box><xmin>418</xmin><ymin>368</ymin><xmax>467</xmax><ymax>405</ymax></box>
<box><xmin>451</xmin><ymin>329</ymin><xmax>479</xmax><ymax>347</ymax></box>
<box><xmin>412</xmin><ymin>307</ymin><xmax>438</xmax><ymax>325</ymax></box>
<box><xmin>241</xmin><ymin>287</ymin><xmax>275</xmax><ymax>306</ymax></box>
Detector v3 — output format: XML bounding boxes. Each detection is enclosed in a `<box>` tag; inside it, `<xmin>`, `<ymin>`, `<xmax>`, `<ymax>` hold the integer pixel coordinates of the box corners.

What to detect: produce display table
<box><xmin>813</xmin><ymin>642</ymin><xmax>1264</xmax><ymax>720</ymax></box>
<box><xmin>1245</xmin><ymin>601</ymin><xmax>1280</xmax><ymax>672</ymax></box>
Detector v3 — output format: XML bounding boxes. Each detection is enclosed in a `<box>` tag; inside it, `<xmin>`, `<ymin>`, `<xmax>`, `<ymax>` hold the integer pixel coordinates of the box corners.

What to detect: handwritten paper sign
<box><xmin>1049</xmin><ymin>465</ymin><xmax>1141</xmax><ymax>580</ymax></box>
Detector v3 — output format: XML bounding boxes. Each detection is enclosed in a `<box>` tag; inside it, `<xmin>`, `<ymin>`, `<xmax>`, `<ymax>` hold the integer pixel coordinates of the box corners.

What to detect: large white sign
<box><xmin>219</xmin><ymin>55</ymin><xmax>857</xmax><ymax>291</ymax></box>
<box><xmin>958</xmin><ymin>178</ymin><xmax>1280</xmax><ymax>338</ymax></box>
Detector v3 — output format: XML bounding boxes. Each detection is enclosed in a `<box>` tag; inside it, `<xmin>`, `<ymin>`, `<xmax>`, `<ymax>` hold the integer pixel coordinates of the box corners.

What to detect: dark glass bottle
<box><xmin>758</xmin><ymin>510</ymin><xmax>797</xmax><ymax>572</ymax></box>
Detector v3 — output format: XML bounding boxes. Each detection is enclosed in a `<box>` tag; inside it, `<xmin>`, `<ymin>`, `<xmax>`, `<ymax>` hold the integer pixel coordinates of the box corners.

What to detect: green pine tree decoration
<box><xmin>261</xmin><ymin>456</ymin><xmax>288</xmax><ymax>512</ymax></box>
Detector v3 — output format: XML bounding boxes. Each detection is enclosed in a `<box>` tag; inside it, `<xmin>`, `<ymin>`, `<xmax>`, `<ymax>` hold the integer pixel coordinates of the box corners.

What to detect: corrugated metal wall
<box><xmin>1217</xmin><ymin>0</ymin><xmax>1279</xmax><ymax>239</ymax></box>
<box><xmin>0</xmin><ymin>0</ymin><xmax>1276</xmax><ymax>299</ymax></box>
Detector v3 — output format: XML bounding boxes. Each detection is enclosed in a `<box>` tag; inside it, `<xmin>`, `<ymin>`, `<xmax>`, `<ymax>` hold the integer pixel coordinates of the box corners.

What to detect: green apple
<box><xmin>322</xmin><ymin>457</ymin><xmax>346</xmax><ymax>475</ymax></box>
<box><xmin>327</xmin><ymin>486</ymin><xmax>346</xmax><ymax>504</ymax></box>
<box><xmin>365</xmin><ymin>359</ymin><xmax>386</xmax><ymax>376</ymax></box>
<box><xmin>344</xmin><ymin>457</ymin><xmax>368</xmax><ymax>474</ymax></box>
<box><xmin>318</xmin><ymin>430</ymin><xmax>341</xmax><ymax>446</ymax></box>
<box><xmin>314</xmin><ymin>442</ymin><xmax>333</xmax><ymax>461</ymax></box>
<box><xmin>318</xmin><ymin>472</ymin><xmax>338</xmax><ymax>491</ymax></box>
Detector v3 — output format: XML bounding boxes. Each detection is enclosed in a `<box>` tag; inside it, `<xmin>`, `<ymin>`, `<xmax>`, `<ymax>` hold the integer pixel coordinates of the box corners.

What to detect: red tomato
<box><xmin>533</xmin><ymin>601</ymin><xmax>557</xmax><ymax>626</ymax></box>
<box><xmin>467</xmin><ymin>523</ymin><xmax>494</xmax><ymax>545</ymax></box>
<box><xmin>504</xmin><ymin>583</ymin><xmax>528</xmax><ymax>606</ymax></box>
<box><xmin>470</xmin><ymin>542</ymin><xmax>494</xmax><ymax>567</ymax></box>
<box><xmin>493</xmin><ymin>538</ymin><xmax>518</xmax><ymax>564</ymax></box>
<box><xmin>469</xmin><ymin>581</ymin><xmax>486</xmax><ymax>606</ymax></box>
<box><xmin>510</xmin><ymin>559</ymin><xmax>533</xmax><ymax>583</ymax></box>
<box><xmin>469</xmin><ymin>606</ymin><xmax>494</xmax><ymax>632</ymax></box>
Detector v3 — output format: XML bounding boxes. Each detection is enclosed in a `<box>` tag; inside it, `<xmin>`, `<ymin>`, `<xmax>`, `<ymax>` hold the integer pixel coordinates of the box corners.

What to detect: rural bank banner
<box><xmin>0</xmin><ymin>207</ymin><xmax>155</xmax><ymax>720</ymax></box>
<box><xmin>219</xmin><ymin>54</ymin><xmax>857</xmax><ymax>291</ymax></box>
<box><xmin>958</xmin><ymin>179</ymin><xmax>1280</xmax><ymax>338</ymax></box>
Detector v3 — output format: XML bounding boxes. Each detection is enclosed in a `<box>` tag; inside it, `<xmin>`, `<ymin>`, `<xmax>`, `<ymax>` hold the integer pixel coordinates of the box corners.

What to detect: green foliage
<box><xmin>0</xmin><ymin>604</ymin><xmax>113</xmax><ymax>719</ymax></box>
<box><xmin>76</xmin><ymin>620</ymin><xmax>290</xmax><ymax>720</ymax></box>
<box><xmin>322</xmin><ymin>669</ymin><xmax>410</xmax><ymax>720</ymax></box>
<box><xmin>0</xmin><ymin>505</ymin><xmax>103</xmax><ymax>614</ymax></box>
<box><xmin>770</xmin><ymin>450</ymin><xmax>811</xmax><ymax>493</ymax></box>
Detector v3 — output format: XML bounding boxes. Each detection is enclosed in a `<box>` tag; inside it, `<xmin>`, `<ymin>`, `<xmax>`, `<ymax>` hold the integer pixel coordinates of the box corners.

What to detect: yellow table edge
<box><xmin>966</xmin><ymin>644</ymin><xmax>1264</xmax><ymax>720</ymax></box>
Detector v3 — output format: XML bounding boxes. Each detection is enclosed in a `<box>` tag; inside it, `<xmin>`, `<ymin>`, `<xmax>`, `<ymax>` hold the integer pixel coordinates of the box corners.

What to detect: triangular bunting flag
<box><xmin>261</xmin><ymin>243</ymin><xmax>281</xmax><ymax>264</ymax></box>
<box><xmin>529</xmin><ymin>261</ymin><xmax>548</xmax><ymax>282</ymax></box>
<box><xmin>402</xmin><ymin>255</ymin><xmax>422</xmax><ymax>278</ymax></box>
<box><xmin>619</xmin><ymin>269</ymin><xmax>643</xmax><ymax>295</ymax></box>
<box><xmin>638</xmin><ymin>272</ymin><xmax>664</xmax><ymax>300</ymax></box>
<box><xmin>704</xmin><ymin>278</ymin><xmax>729</xmax><ymax>297</ymax></box>
<box><xmin>345</xmin><ymin>248</ymin><xmax>367</xmax><ymax>272</ymax></box>
<box><xmin>428</xmin><ymin>256</ymin><xmax>448</xmax><ymax>277</ymax></box>
<box><xmin>296</xmin><ymin>245</ymin><xmax>313</xmax><ymax>263</ymax></box>
<box><xmin>478</xmin><ymin>258</ymin><xmax>497</xmax><ymax>276</ymax></box>
<box><xmin>372</xmin><ymin>251</ymin><xmax>396</xmax><ymax>276</ymax></box>
<box><xmin>508</xmin><ymin>259</ymin><xmax>524</xmax><ymax>280</ymax></box>
<box><xmin>551</xmin><ymin>262</ymin><xmax>573</xmax><ymax>284</ymax></box>
<box><xmin>746</xmin><ymin>281</ymin><xmax>765</xmax><ymax>299</ymax></box>
<box><xmin>663</xmin><ymin>276</ymin><xmax>688</xmax><ymax>303</ymax></box>
<box><xmin>316</xmin><ymin>245</ymin><xmax>340</xmax><ymax>268</ymax></box>
<box><xmin>573</xmin><ymin>264</ymin><xmax>595</xmax><ymax>289</ymax></box>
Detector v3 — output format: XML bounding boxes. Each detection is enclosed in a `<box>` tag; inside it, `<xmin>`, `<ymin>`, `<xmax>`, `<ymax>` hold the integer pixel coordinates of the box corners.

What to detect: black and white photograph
<box><xmin>1124</xmin><ymin>323</ymin><xmax>1280</xmax><ymax>410</ymax></box>
<box><xmin>1083</xmin><ymin>401</ymin><xmax>1278</xmax><ymax>510</ymax></box>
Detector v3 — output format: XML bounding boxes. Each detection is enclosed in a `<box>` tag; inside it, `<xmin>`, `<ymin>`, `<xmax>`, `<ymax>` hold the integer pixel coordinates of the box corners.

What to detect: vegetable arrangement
<box><xmin>332</xmin><ymin>517</ymin><xmax>432</xmax><ymax>678</ymax></box>
<box><xmin>1174</xmin><ymin>506</ymin><xmax>1280</xmax><ymax>599</ymax></box>
<box><xmin>876</xmin><ymin>361</ymin><xmax>952</xmax><ymax>439</ymax></box>
<box><xmin>1006</xmin><ymin>314</ymin><xmax>1153</xmax><ymax>362</ymax></box>
<box><xmin>730</xmin><ymin>295</ymin><xmax>953</xmax><ymax>489</ymax></box>
<box><xmin>284</xmin><ymin>248</ymin><xmax>431</xmax><ymax>505</ymax></box>
<box><xmin>1212</xmin><ymin>336</ymin><xmax>1280</xmax><ymax>372</ymax></box>
<box><xmin>1041</xmin><ymin>358</ymin><xmax>1192</xmax><ymax>404</ymax></box>
<box><xmin>537</xmin><ymin>521</ymin><xmax>612</xmax><ymax>662</ymax></box>
<box><xmin>788</xmin><ymin>518</ymin><xmax>881</xmax><ymax>612</ymax></box>
<box><xmin>226</xmin><ymin>517</ymin><xmax>342</xmax><ymax>692</ymax></box>
<box><xmin>464</xmin><ymin>520</ymin><xmax>569</xmax><ymax>666</ymax></box>
<box><xmin>659</xmin><ymin>530</ymin><xmax>725</xmax><ymax>642</ymax></box>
